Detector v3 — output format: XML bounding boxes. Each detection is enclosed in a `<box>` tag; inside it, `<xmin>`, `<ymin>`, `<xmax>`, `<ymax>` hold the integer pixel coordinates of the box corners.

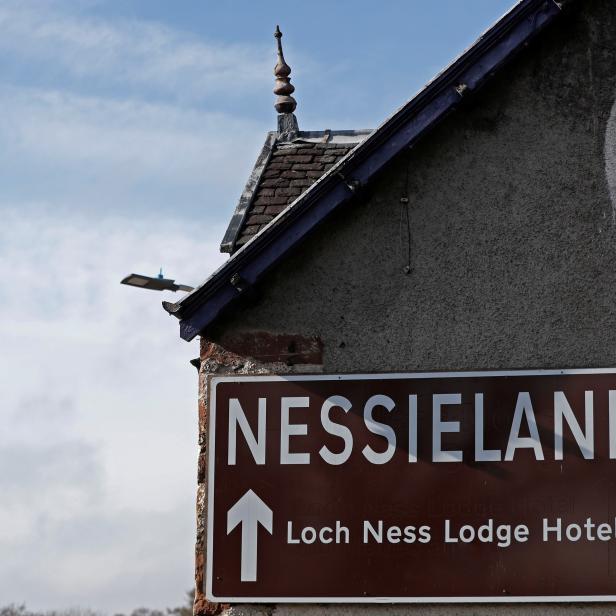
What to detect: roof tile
<box><xmin>290</xmin><ymin>179</ymin><xmax>313</xmax><ymax>187</ymax></box>
<box><xmin>261</xmin><ymin>169</ymin><xmax>282</xmax><ymax>179</ymax></box>
<box><xmin>284</xmin><ymin>154</ymin><xmax>313</xmax><ymax>163</ymax></box>
<box><xmin>253</xmin><ymin>196</ymin><xmax>288</xmax><ymax>206</ymax></box>
<box><xmin>293</xmin><ymin>163</ymin><xmax>324</xmax><ymax>171</ymax></box>
<box><xmin>246</xmin><ymin>214</ymin><xmax>274</xmax><ymax>225</ymax></box>
<box><xmin>267</xmin><ymin>161</ymin><xmax>293</xmax><ymax>171</ymax></box>
<box><xmin>264</xmin><ymin>205</ymin><xmax>286</xmax><ymax>215</ymax></box>
<box><xmin>275</xmin><ymin>187</ymin><xmax>302</xmax><ymax>197</ymax></box>
<box><xmin>259</xmin><ymin>178</ymin><xmax>286</xmax><ymax>188</ymax></box>
<box><xmin>281</xmin><ymin>170</ymin><xmax>305</xmax><ymax>179</ymax></box>
<box><xmin>230</xmin><ymin>140</ymin><xmax>357</xmax><ymax>251</ymax></box>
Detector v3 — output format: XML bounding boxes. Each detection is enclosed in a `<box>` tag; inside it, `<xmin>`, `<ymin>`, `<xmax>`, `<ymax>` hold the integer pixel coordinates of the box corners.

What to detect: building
<box><xmin>164</xmin><ymin>0</ymin><xmax>616</xmax><ymax>613</ymax></box>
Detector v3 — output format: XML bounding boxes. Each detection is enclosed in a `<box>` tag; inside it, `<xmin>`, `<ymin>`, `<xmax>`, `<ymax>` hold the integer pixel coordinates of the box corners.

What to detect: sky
<box><xmin>0</xmin><ymin>0</ymin><xmax>514</xmax><ymax>612</ymax></box>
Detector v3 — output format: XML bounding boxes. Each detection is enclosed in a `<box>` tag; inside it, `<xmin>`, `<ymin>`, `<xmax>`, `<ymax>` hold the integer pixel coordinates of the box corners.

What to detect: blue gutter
<box><xmin>165</xmin><ymin>0</ymin><xmax>563</xmax><ymax>342</ymax></box>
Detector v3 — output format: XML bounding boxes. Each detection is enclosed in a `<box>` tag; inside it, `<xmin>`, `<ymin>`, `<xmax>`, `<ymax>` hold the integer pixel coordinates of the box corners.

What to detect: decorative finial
<box><xmin>273</xmin><ymin>25</ymin><xmax>297</xmax><ymax>114</ymax></box>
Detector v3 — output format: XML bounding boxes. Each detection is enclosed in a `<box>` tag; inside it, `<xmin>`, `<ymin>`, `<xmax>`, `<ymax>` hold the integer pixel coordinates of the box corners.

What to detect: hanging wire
<box><xmin>400</xmin><ymin>156</ymin><xmax>412</xmax><ymax>274</ymax></box>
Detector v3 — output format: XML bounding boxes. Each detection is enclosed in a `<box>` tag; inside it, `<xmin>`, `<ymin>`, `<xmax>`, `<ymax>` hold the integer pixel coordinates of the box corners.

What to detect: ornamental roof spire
<box><xmin>273</xmin><ymin>25</ymin><xmax>297</xmax><ymax>115</ymax></box>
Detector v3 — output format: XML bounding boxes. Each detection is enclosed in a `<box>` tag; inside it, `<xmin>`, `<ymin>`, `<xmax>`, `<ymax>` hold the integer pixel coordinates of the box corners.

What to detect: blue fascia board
<box><xmin>174</xmin><ymin>0</ymin><xmax>562</xmax><ymax>341</ymax></box>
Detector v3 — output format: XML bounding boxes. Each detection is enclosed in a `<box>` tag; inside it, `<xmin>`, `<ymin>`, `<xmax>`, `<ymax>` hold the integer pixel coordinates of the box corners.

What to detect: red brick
<box><xmin>197</xmin><ymin>451</ymin><xmax>206</xmax><ymax>484</ymax></box>
<box><xmin>216</xmin><ymin>331</ymin><xmax>324</xmax><ymax>365</ymax></box>
<box><xmin>197</xmin><ymin>397</ymin><xmax>207</xmax><ymax>437</ymax></box>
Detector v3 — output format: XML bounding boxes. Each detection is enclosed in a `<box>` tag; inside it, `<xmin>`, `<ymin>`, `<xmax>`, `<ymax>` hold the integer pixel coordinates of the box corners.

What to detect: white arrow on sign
<box><xmin>227</xmin><ymin>489</ymin><xmax>273</xmax><ymax>582</ymax></box>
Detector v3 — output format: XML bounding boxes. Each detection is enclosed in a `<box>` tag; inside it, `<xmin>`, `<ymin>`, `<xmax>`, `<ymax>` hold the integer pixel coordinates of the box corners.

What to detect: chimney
<box><xmin>273</xmin><ymin>26</ymin><xmax>299</xmax><ymax>141</ymax></box>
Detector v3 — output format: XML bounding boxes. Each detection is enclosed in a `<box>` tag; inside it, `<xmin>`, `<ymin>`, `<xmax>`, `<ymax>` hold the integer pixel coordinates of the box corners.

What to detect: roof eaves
<box><xmin>219</xmin><ymin>131</ymin><xmax>277</xmax><ymax>254</ymax></box>
<box><xmin>165</xmin><ymin>0</ymin><xmax>563</xmax><ymax>341</ymax></box>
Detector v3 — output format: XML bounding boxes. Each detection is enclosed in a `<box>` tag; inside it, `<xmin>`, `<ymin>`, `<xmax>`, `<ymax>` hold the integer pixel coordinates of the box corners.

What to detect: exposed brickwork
<box><xmin>194</xmin><ymin>341</ymin><xmax>247</xmax><ymax>616</ymax></box>
<box><xmin>216</xmin><ymin>331</ymin><xmax>323</xmax><ymax>365</ymax></box>
<box><xmin>233</xmin><ymin>142</ymin><xmax>356</xmax><ymax>250</ymax></box>
<box><xmin>194</xmin><ymin>334</ymin><xmax>323</xmax><ymax>616</ymax></box>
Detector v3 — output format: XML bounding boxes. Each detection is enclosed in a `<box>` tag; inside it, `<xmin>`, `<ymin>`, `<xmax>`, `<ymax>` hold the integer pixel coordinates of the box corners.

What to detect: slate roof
<box><xmin>165</xmin><ymin>0</ymin><xmax>565</xmax><ymax>341</ymax></box>
<box><xmin>220</xmin><ymin>130</ymin><xmax>371</xmax><ymax>254</ymax></box>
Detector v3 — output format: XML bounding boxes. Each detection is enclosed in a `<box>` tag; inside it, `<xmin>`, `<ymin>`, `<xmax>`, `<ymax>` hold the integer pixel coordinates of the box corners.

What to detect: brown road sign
<box><xmin>206</xmin><ymin>369</ymin><xmax>616</xmax><ymax>603</ymax></box>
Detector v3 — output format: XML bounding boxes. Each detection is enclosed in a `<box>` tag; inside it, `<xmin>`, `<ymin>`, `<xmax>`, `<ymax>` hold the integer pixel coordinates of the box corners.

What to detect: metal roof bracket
<box><xmin>230</xmin><ymin>273</ymin><xmax>249</xmax><ymax>293</ymax></box>
<box><xmin>337</xmin><ymin>172</ymin><xmax>361</xmax><ymax>194</ymax></box>
<box><xmin>455</xmin><ymin>83</ymin><xmax>469</xmax><ymax>97</ymax></box>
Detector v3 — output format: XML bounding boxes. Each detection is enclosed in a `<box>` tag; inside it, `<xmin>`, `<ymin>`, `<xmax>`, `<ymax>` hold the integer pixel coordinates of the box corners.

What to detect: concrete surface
<box><xmin>201</xmin><ymin>1</ymin><xmax>616</xmax><ymax>614</ymax></box>
<box><xmin>211</xmin><ymin>0</ymin><xmax>616</xmax><ymax>375</ymax></box>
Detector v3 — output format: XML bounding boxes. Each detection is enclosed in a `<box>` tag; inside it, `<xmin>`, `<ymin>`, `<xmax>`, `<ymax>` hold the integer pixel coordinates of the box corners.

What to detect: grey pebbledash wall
<box><xmin>196</xmin><ymin>0</ymin><xmax>616</xmax><ymax>614</ymax></box>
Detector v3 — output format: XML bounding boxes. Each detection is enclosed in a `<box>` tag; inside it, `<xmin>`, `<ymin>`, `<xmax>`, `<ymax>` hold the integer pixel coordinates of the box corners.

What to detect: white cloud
<box><xmin>0</xmin><ymin>207</ymin><xmax>226</xmax><ymax>612</ymax></box>
<box><xmin>0</xmin><ymin>85</ymin><xmax>268</xmax><ymax>219</ymax></box>
<box><xmin>0</xmin><ymin>1</ymin><xmax>302</xmax><ymax>611</ymax></box>
<box><xmin>0</xmin><ymin>439</ymin><xmax>102</xmax><ymax>543</ymax></box>
<box><xmin>0</xmin><ymin>1</ymin><xmax>272</xmax><ymax>102</ymax></box>
<box><xmin>0</xmin><ymin>0</ymin><xmax>333</xmax><ymax>222</ymax></box>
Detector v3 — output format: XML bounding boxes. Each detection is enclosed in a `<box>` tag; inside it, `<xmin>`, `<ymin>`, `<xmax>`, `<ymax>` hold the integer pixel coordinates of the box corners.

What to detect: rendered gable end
<box><xmin>164</xmin><ymin>0</ymin><xmax>565</xmax><ymax>339</ymax></box>
<box><xmin>207</xmin><ymin>0</ymin><xmax>616</xmax><ymax>373</ymax></box>
<box><xmin>193</xmin><ymin>1</ymin><xmax>616</xmax><ymax>614</ymax></box>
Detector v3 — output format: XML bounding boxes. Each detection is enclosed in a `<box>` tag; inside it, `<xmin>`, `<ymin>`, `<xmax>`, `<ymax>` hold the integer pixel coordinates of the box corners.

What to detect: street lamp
<box><xmin>121</xmin><ymin>268</ymin><xmax>194</xmax><ymax>293</ymax></box>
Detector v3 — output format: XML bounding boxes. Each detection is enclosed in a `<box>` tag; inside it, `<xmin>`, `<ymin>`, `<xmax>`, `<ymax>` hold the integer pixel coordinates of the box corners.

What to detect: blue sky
<box><xmin>0</xmin><ymin>0</ymin><xmax>513</xmax><ymax>612</ymax></box>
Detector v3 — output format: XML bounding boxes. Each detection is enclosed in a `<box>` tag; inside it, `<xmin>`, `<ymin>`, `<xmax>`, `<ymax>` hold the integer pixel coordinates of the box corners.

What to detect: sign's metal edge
<box><xmin>207</xmin><ymin>595</ymin><xmax>616</xmax><ymax>604</ymax></box>
<box><xmin>209</xmin><ymin>367</ymin><xmax>616</xmax><ymax>385</ymax></box>
<box><xmin>205</xmin><ymin>378</ymin><xmax>218</xmax><ymax>600</ymax></box>
<box><xmin>205</xmin><ymin>366</ymin><xmax>616</xmax><ymax>603</ymax></box>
